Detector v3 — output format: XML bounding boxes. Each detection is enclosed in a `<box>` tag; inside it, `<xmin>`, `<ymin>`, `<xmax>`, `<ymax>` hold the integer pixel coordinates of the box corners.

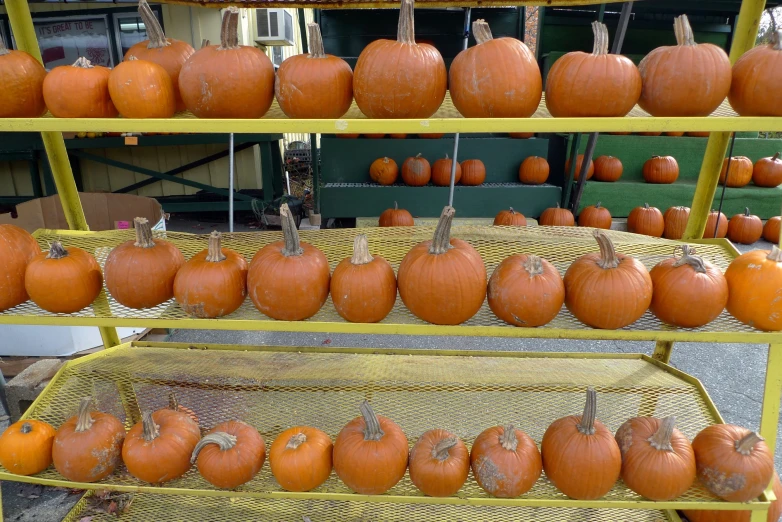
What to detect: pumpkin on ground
<box><xmin>0</xmin><ymin>224</ymin><xmax>43</xmax><ymax>311</ymax></box>
<box><xmin>638</xmin><ymin>15</ymin><xmax>731</xmax><ymax>116</ymax></box>
<box><xmin>269</xmin><ymin>426</ymin><xmax>332</xmax><ymax>492</ymax></box>
<box><xmin>409</xmin><ymin>429</ymin><xmax>470</xmax><ymax>497</ymax></box>
<box><xmin>108</xmin><ymin>57</ymin><xmax>175</xmax><ymax>118</ymax></box>
<box><xmin>248</xmin><ymin>204</ymin><xmax>330</xmax><ymax>321</ymax></box>
<box><xmin>25</xmin><ymin>242</ymin><xmax>103</xmax><ymax>314</ymax></box>
<box><xmin>564</xmin><ymin>230</ymin><xmax>653</xmax><ymax>329</ymax></box>
<box><xmin>578</xmin><ymin>202</ymin><xmax>612</xmax><ymax>229</ymax></box>
<box><xmin>692</xmin><ymin>425</ymin><xmax>774</xmax><ymax>502</ymax></box>
<box><xmin>728</xmin><ymin>29</ymin><xmax>782</xmax><ymax>116</ymax></box>
<box><xmin>0</xmin><ymin>420</ymin><xmax>56</xmax><ymax>476</ymax></box>
<box><xmin>684</xmin><ymin>472</ymin><xmax>782</xmax><ymax>522</ymax></box>
<box><xmin>545</xmin><ymin>22</ymin><xmax>641</xmax><ymax>117</ymax></box>
<box><xmin>333</xmin><ymin>401</ymin><xmax>408</xmax><ymax>494</ymax></box>
<box><xmin>460</xmin><ymin>159</ymin><xmax>486</xmax><ymax>186</ymax></box>
<box><xmin>615</xmin><ymin>416</ymin><xmax>696</xmax><ymax>501</ymax></box>
<box><xmin>720</xmin><ymin>156</ymin><xmax>753</xmax><ymax>188</ymax></box>
<box><xmin>331</xmin><ymin>234</ymin><xmax>397</xmax><ymax>323</ymax></box>
<box><xmin>763</xmin><ymin>216</ymin><xmax>781</xmax><ymax>243</ymax></box>
<box><xmin>397</xmin><ymin>206</ymin><xmax>486</xmax><ymax>325</ymax></box>
<box><xmin>566</xmin><ymin>154</ymin><xmax>594</xmax><ymax>181</ymax></box>
<box><xmin>541</xmin><ymin>388</ymin><xmax>621</xmax><ymax>499</ymax></box>
<box><xmin>401</xmin><ymin>154</ymin><xmax>431</xmax><ymax>186</ymax></box>
<box><xmin>369</xmin><ymin>157</ymin><xmax>399</xmax><ymax>186</ymax></box>
<box><xmin>728</xmin><ymin>208</ymin><xmax>763</xmax><ymax>245</ymax></box>
<box><xmin>643</xmin><ymin>156</ymin><xmax>679</xmax><ymax>184</ymax></box>
<box><xmin>191</xmin><ymin>421</ymin><xmax>265</xmax><ymax>489</ymax></box>
<box><xmin>173</xmin><ymin>231</ymin><xmax>247</xmax><ymax>318</ymax></box>
<box><xmin>379</xmin><ymin>202</ymin><xmax>414</xmax><ymax>227</ymax></box>
<box><xmin>353</xmin><ymin>0</ymin><xmax>445</xmax><ymax>118</ymax></box>
<box><xmin>725</xmin><ymin>246</ymin><xmax>782</xmax><ymax>331</ymax></box>
<box><xmin>43</xmin><ymin>58</ymin><xmax>117</xmax><ymax>118</ymax></box>
<box><xmin>52</xmin><ymin>398</ymin><xmax>125</xmax><ymax>482</ymax></box>
<box><xmin>649</xmin><ymin>245</ymin><xmax>728</xmax><ymax>328</ymax></box>
<box><xmin>627</xmin><ymin>203</ymin><xmax>664</xmax><ymax>237</ymax></box>
<box><xmin>488</xmin><ymin>254</ymin><xmax>564</xmax><ymax>328</ymax></box>
<box><xmin>539</xmin><ymin>204</ymin><xmax>575</xmax><ymax>227</ymax></box>
<box><xmin>753</xmin><ymin>153</ymin><xmax>782</xmax><ymax>187</ymax></box>
<box><xmin>431</xmin><ymin>155</ymin><xmax>461</xmax><ymax>186</ymax></box>
<box><xmin>0</xmin><ymin>38</ymin><xmax>47</xmax><ymax>118</ymax></box>
<box><xmin>450</xmin><ymin>19</ymin><xmax>541</xmax><ymax>118</ymax></box>
<box><xmin>470</xmin><ymin>424</ymin><xmax>541</xmax><ymax>498</ymax></box>
<box><xmin>704</xmin><ymin>210</ymin><xmax>729</xmax><ymax>239</ymax></box>
<box><xmin>593</xmin><ymin>156</ymin><xmax>623</xmax><ymax>182</ymax></box>
<box><xmin>493</xmin><ymin>207</ymin><xmax>527</xmax><ymax>227</ymax></box>
<box><xmin>104</xmin><ymin>217</ymin><xmax>184</xmax><ymax>309</ymax></box>
<box><xmin>519</xmin><ymin>156</ymin><xmax>549</xmax><ymax>184</ymax></box>
<box><xmin>179</xmin><ymin>8</ymin><xmax>274</xmax><ymax>118</ymax></box>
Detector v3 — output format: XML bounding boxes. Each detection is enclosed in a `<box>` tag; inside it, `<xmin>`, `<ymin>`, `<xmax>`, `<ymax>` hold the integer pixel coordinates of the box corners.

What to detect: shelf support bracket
<box><xmin>652</xmin><ymin>341</ymin><xmax>674</xmax><ymax>364</ymax></box>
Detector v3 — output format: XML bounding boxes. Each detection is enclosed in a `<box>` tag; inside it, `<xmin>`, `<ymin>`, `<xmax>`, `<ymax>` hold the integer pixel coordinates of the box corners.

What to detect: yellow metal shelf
<box><xmin>0</xmin><ymin>341</ymin><xmax>770</xmax><ymax>514</ymax></box>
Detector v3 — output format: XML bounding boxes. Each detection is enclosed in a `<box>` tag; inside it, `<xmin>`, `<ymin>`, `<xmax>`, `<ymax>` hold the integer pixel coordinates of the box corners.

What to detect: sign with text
<box><xmin>34</xmin><ymin>16</ymin><xmax>112</xmax><ymax>69</ymax></box>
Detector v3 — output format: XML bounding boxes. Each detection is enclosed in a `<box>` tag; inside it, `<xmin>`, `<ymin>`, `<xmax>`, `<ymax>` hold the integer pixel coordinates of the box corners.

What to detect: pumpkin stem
<box><xmin>769</xmin><ymin>245</ymin><xmax>782</xmax><ymax>263</ymax></box>
<box><xmin>473</xmin><ymin>20</ymin><xmax>494</xmax><ymax>45</ymax></box>
<box><xmin>168</xmin><ymin>391</ymin><xmax>181</xmax><ymax>412</ymax></box>
<box><xmin>745</xmin><ymin>207</ymin><xmax>751</xmax><ymax>217</ymax></box>
<box><xmin>141</xmin><ymin>411</ymin><xmax>160</xmax><ymax>442</ymax></box>
<box><xmin>286</xmin><ymin>432</ymin><xmax>307</xmax><ymax>450</ymax></box>
<box><xmin>430</xmin><ymin>436</ymin><xmax>459</xmax><ymax>461</ymax></box>
<box><xmin>350</xmin><ymin>234</ymin><xmax>374</xmax><ymax>265</ymax></box>
<box><xmin>72</xmin><ymin>57</ymin><xmax>94</xmax><ymax>69</ymax></box>
<box><xmin>735</xmin><ymin>432</ymin><xmax>764</xmax><ymax>456</ymax></box>
<box><xmin>307</xmin><ymin>22</ymin><xmax>326</xmax><ymax>58</ymax></box>
<box><xmin>190</xmin><ymin>432</ymin><xmax>238</xmax><ymax>463</ymax></box>
<box><xmin>20</xmin><ymin>422</ymin><xmax>32</xmax><ymax>434</ymax></box>
<box><xmin>359</xmin><ymin>400</ymin><xmax>385</xmax><ymax>441</ymax></box>
<box><xmin>205</xmin><ymin>231</ymin><xmax>227</xmax><ymax>263</ymax></box>
<box><xmin>133</xmin><ymin>217</ymin><xmax>156</xmax><ymax>248</ymax></box>
<box><xmin>75</xmin><ymin>397</ymin><xmax>96</xmax><ymax>433</ymax></box>
<box><xmin>577</xmin><ymin>388</ymin><xmax>597</xmax><ymax>436</ymax></box>
<box><xmin>591</xmin><ymin>21</ymin><xmax>609</xmax><ymax>55</ymax></box>
<box><xmin>508</xmin><ymin>207</ymin><xmax>516</xmax><ymax>214</ymax></box>
<box><xmin>500</xmin><ymin>425</ymin><xmax>519</xmax><ymax>451</ymax></box>
<box><xmin>593</xmin><ymin>230</ymin><xmax>620</xmax><ymax>269</ymax></box>
<box><xmin>218</xmin><ymin>7</ymin><xmax>240</xmax><ymax>51</ymax></box>
<box><xmin>280</xmin><ymin>203</ymin><xmax>303</xmax><ymax>257</ymax></box>
<box><xmin>647</xmin><ymin>416</ymin><xmax>677</xmax><ymax>452</ymax></box>
<box><xmin>393</xmin><ymin>201</ymin><xmax>399</xmax><ymax>210</ymax></box>
<box><xmin>0</xmin><ymin>37</ymin><xmax>8</xmax><ymax>56</ymax></box>
<box><xmin>595</xmin><ymin>202</ymin><xmax>603</xmax><ymax>209</ymax></box>
<box><xmin>674</xmin><ymin>15</ymin><xmax>696</xmax><ymax>46</ymax></box>
<box><xmin>523</xmin><ymin>255</ymin><xmax>545</xmax><ymax>277</ymax></box>
<box><xmin>644</xmin><ymin>203</ymin><xmax>650</xmax><ymax>209</ymax></box>
<box><xmin>672</xmin><ymin>245</ymin><xmax>707</xmax><ymax>274</ymax></box>
<box><xmin>429</xmin><ymin>206</ymin><xmax>456</xmax><ymax>255</ymax></box>
<box><xmin>138</xmin><ymin>0</ymin><xmax>169</xmax><ymax>49</ymax></box>
<box><xmin>773</xmin><ymin>152</ymin><xmax>781</xmax><ymax>162</ymax></box>
<box><xmin>47</xmin><ymin>241</ymin><xmax>68</xmax><ymax>260</ymax></box>
<box><xmin>397</xmin><ymin>0</ymin><xmax>416</xmax><ymax>45</ymax></box>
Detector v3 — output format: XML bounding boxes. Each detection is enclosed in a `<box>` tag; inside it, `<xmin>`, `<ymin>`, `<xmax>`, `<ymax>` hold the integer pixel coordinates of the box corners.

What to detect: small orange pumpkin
<box><xmin>725</xmin><ymin>246</ymin><xmax>782</xmax><ymax>331</ymax></box>
<box><xmin>43</xmin><ymin>57</ymin><xmax>117</xmax><ymax>118</ymax></box>
<box><xmin>628</xmin><ymin>203</ymin><xmax>664</xmax><ymax>237</ymax></box>
<box><xmin>364</xmin><ymin>134</ymin><xmax>386</xmax><ymax>139</ymax></box>
<box><xmin>566</xmin><ymin>154</ymin><xmax>594</xmax><ymax>181</ymax></box>
<box><xmin>460</xmin><ymin>159</ymin><xmax>486</xmax><ymax>186</ymax></box>
<box><xmin>379</xmin><ymin>202</ymin><xmax>415</xmax><ymax>227</ymax></box>
<box><xmin>539</xmin><ymin>203</ymin><xmax>575</xmax><ymax>227</ymax></box>
<box><xmin>431</xmin><ymin>154</ymin><xmax>461</xmax><ymax>186</ymax></box>
<box><xmin>643</xmin><ymin>156</ymin><xmax>679</xmax><ymax>184</ymax></box>
<box><xmin>593</xmin><ymin>156</ymin><xmax>623</xmax><ymax>182</ymax></box>
<box><xmin>488</xmin><ymin>254</ymin><xmax>564</xmax><ymax>327</ymax></box>
<box><xmin>191</xmin><ymin>421</ymin><xmax>265</xmax><ymax>489</ymax></box>
<box><xmin>753</xmin><ymin>153</ymin><xmax>782</xmax><ymax>187</ymax></box>
<box><xmin>663</xmin><ymin>206</ymin><xmax>691</xmax><ymax>240</ymax></box>
<box><xmin>720</xmin><ymin>156</ymin><xmax>753</xmax><ymax>187</ymax></box>
<box><xmin>509</xmin><ymin>132</ymin><xmax>534</xmax><ymax>139</ymax></box>
<box><xmin>688</xmin><ymin>131</ymin><xmax>712</xmax><ymax>137</ymax></box>
<box><xmin>665</xmin><ymin>131</ymin><xmax>685</xmax><ymax>136</ymax></box>
<box><xmin>684</xmin><ymin>472</ymin><xmax>782</xmax><ymax>522</ymax></box>
<box><xmin>578</xmin><ymin>202</ymin><xmax>612</xmax><ymax>229</ymax></box>
<box><xmin>493</xmin><ymin>207</ymin><xmax>527</xmax><ymax>227</ymax></box>
<box><xmin>0</xmin><ymin>420</ymin><xmax>56</xmax><ymax>476</ymax></box>
<box><xmin>704</xmin><ymin>210</ymin><xmax>729</xmax><ymax>239</ymax></box>
<box><xmin>401</xmin><ymin>154</ymin><xmax>431</xmax><ymax>186</ymax></box>
<box><xmin>0</xmin><ymin>224</ymin><xmax>40</xmax><ymax>312</ymax></box>
<box><xmin>763</xmin><ymin>216</ymin><xmax>781</xmax><ymax>243</ymax></box>
<box><xmin>419</xmin><ymin>133</ymin><xmax>445</xmax><ymax>139</ymax></box>
<box><xmin>471</xmin><ymin>424</ymin><xmax>542</xmax><ymax>498</ymax></box>
<box><xmin>389</xmin><ymin>133</ymin><xmax>408</xmax><ymax>139</ymax></box>
<box><xmin>518</xmin><ymin>156</ymin><xmax>549</xmax><ymax>184</ymax></box>
<box><xmin>108</xmin><ymin>57</ymin><xmax>175</xmax><ymax>119</ymax></box>
<box><xmin>637</xmin><ymin>131</ymin><xmax>663</xmax><ymax>136</ymax></box>
<box><xmin>728</xmin><ymin>29</ymin><xmax>782</xmax><ymax>116</ymax></box>
<box><xmin>0</xmin><ymin>38</ymin><xmax>47</xmax><ymax>117</ymax></box>
<box><xmin>269</xmin><ymin>426</ymin><xmax>332</xmax><ymax>492</ymax></box>
<box><xmin>409</xmin><ymin>429</ymin><xmax>470</xmax><ymax>497</ymax></box>
<box><xmin>370</xmin><ymin>157</ymin><xmax>399</xmax><ymax>185</ymax></box>
<box><xmin>728</xmin><ymin>208</ymin><xmax>763</xmax><ymax>245</ymax></box>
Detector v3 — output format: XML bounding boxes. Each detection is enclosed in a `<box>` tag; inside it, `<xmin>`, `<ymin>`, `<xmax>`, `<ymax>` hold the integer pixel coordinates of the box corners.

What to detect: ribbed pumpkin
<box><xmin>720</xmin><ymin>156</ymin><xmax>753</xmax><ymax>187</ymax></box>
<box><xmin>460</xmin><ymin>159</ymin><xmax>486</xmax><ymax>186</ymax></box>
<box><xmin>25</xmin><ymin>242</ymin><xmax>102</xmax><ymax>314</ymax></box>
<box><xmin>593</xmin><ymin>156</ymin><xmax>623</xmax><ymax>182</ymax></box>
<box><xmin>628</xmin><ymin>203</ymin><xmax>664</xmax><ymax>237</ymax></box>
<box><xmin>0</xmin><ymin>38</ymin><xmax>46</xmax><ymax>117</ymax></box>
<box><xmin>125</xmin><ymin>0</ymin><xmax>195</xmax><ymax>112</ymax></box>
<box><xmin>615</xmin><ymin>416</ymin><xmax>696</xmax><ymax>501</ymax></box>
<box><xmin>450</xmin><ymin>19</ymin><xmax>541</xmax><ymax>118</ymax></box>
<box><xmin>643</xmin><ymin>156</ymin><xmax>679</xmax><ymax>184</ymax></box>
<box><xmin>108</xmin><ymin>57</ymin><xmax>175</xmax><ymax>118</ymax></box>
<box><xmin>564</xmin><ymin>230</ymin><xmax>652</xmax><ymax>329</ymax></box>
<box><xmin>545</xmin><ymin>22</ymin><xmax>641</xmax><ymax>117</ymax></box>
<box><xmin>331</xmin><ymin>234</ymin><xmax>397</xmax><ymax>323</ymax></box>
<box><xmin>248</xmin><ymin>204</ymin><xmax>330</xmax><ymax>321</ymax></box>
<box><xmin>0</xmin><ymin>224</ymin><xmax>41</xmax><ymax>311</ymax></box>
<box><xmin>0</xmin><ymin>420</ymin><xmax>56</xmax><ymax>476</ymax></box>
<box><xmin>379</xmin><ymin>202</ymin><xmax>414</xmax><ymax>227</ymax></box>
<box><xmin>725</xmin><ymin>246</ymin><xmax>782</xmax><ymax>331</ymax></box>
<box><xmin>763</xmin><ymin>216</ymin><xmax>781</xmax><ymax>243</ymax></box>
<box><xmin>541</xmin><ymin>388</ymin><xmax>621</xmax><ymax>499</ymax></box>
<box><xmin>488</xmin><ymin>254</ymin><xmax>564</xmax><ymax>327</ymax></box>
<box><xmin>276</xmin><ymin>23</ymin><xmax>353</xmax><ymax>118</ymax></box>
<box><xmin>728</xmin><ymin>30</ymin><xmax>782</xmax><ymax>116</ymax></box>
<box><xmin>728</xmin><ymin>208</ymin><xmax>763</xmax><ymax>245</ymax></box>
<box><xmin>43</xmin><ymin>58</ymin><xmax>117</xmax><ymax>118</ymax></box>
<box><xmin>649</xmin><ymin>245</ymin><xmax>728</xmax><ymax>328</ymax></box>
<box><xmin>753</xmin><ymin>153</ymin><xmax>782</xmax><ymax>188</ymax></box>
<box><xmin>409</xmin><ymin>429</ymin><xmax>470</xmax><ymax>497</ymax></box>
<box><xmin>369</xmin><ymin>157</ymin><xmax>398</xmax><ymax>186</ymax></box>
<box><xmin>539</xmin><ymin>204</ymin><xmax>575</xmax><ymax>227</ymax></box>
<box><xmin>663</xmin><ymin>206</ymin><xmax>691</xmax><ymax>240</ymax></box>
<box><xmin>493</xmin><ymin>207</ymin><xmax>527</xmax><ymax>227</ymax></box>
<box><xmin>104</xmin><ymin>217</ymin><xmax>185</xmax><ymax>309</ymax></box>
<box><xmin>578</xmin><ymin>202</ymin><xmax>612</xmax><ymax>229</ymax></box>
<box><xmin>704</xmin><ymin>210</ymin><xmax>729</xmax><ymax>239</ymax></box>
<box><xmin>431</xmin><ymin>155</ymin><xmax>461</xmax><ymax>186</ymax></box>
<box><xmin>397</xmin><ymin>206</ymin><xmax>486</xmax><ymax>325</ymax></box>
<box><xmin>401</xmin><ymin>154</ymin><xmax>431</xmax><ymax>186</ymax></box>
<box><xmin>471</xmin><ymin>425</ymin><xmax>542</xmax><ymax>498</ymax></box>
<box><xmin>684</xmin><ymin>472</ymin><xmax>782</xmax><ymax>522</ymax></box>
<box><xmin>638</xmin><ymin>15</ymin><xmax>731</xmax><ymax>116</ymax></box>
<box><xmin>269</xmin><ymin>426</ymin><xmax>333</xmax><ymax>492</ymax></box>
<box><xmin>566</xmin><ymin>154</ymin><xmax>594</xmax><ymax>181</ymax></box>
<box><xmin>519</xmin><ymin>156</ymin><xmax>549</xmax><ymax>184</ymax></box>
<box><xmin>179</xmin><ymin>8</ymin><xmax>275</xmax><ymax>118</ymax></box>
<box><xmin>173</xmin><ymin>231</ymin><xmax>247</xmax><ymax>318</ymax></box>
<box><xmin>191</xmin><ymin>421</ymin><xmax>265</xmax><ymax>489</ymax></box>
<box><xmin>353</xmin><ymin>0</ymin><xmax>446</xmax><ymax>118</ymax></box>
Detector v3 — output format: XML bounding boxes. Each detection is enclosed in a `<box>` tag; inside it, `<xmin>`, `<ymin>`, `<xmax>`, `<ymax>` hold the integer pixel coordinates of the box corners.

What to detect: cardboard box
<box><xmin>0</xmin><ymin>192</ymin><xmax>166</xmax><ymax>232</ymax></box>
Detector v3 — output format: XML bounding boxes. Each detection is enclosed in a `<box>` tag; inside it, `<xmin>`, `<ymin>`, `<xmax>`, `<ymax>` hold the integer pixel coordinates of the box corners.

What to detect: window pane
<box><xmin>34</xmin><ymin>17</ymin><xmax>112</xmax><ymax>68</ymax></box>
<box><xmin>117</xmin><ymin>15</ymin><xmax>147</xmax><ymax>57</ymax></box>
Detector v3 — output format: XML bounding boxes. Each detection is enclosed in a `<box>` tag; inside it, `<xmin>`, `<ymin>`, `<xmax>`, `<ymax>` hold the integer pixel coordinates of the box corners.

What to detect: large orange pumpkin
<box><xmin>725</xmin><ymin>246</ymin><xmax>782</xmax><ymax>331</ymax></box>
<box><xmin>379</xmin><ymin>202</ymin><xmax>414</xmax><ymax>227</ymax></box>
<box><xmin>460</xmin><ymin>159</ymin><xmax>486</xmax><ymax>186</ymax></box>
<box><xmin>108</xmin><ymin>57</ymin><xmax>175</xmax><ymax>118</ymax></box>
<box><xmin>728</xmin><ymin>208</ymin><xmax>763</xmax><ymax>245</ymax></box>
<box><xmin>0</xmin><ymin>420</ymin><xmax>56</xmax><ymax>476</ymax></box>
<box><xmin>401</xmin><ymin>154</ymin><xmax>431</xmax><ymax>186</ymax></box>
<box><xmin>566</xmin><ymin>154</ymin><xmax>594</xmax><ymax>181</ymax></box>
<box><xmin>333</xmin><ymin>401</ymin><xmax>408</xmax><ymax>495</ymax></box>
<box><xmin>493</xmin><ymin>207</ymin><xmax>527</xmax><ymax>227</ymax></box>
<box><xmin>488</xmin><ymin>254</ymin><xmax>564</xmax><ymax>327</ymax></box>
<box><xmin>753</xmin><ymin>153</ymin><xmax>782</xmax><ymax>187</ymax></box>
<box><xmin>704</xmin><ymin>210</ymin><xmax>729</xmax><ymax>239</ymax></box>
<box><xmin>269</xmin><ymin>426</ymin><xmax>332</xmax><ymax>492</ymax></box>
<box><xmin>43</xmin><ymin>58</ymin><xmax>117</xmax><ymax>118</ymax></box>
<box><xmin>191</xmin><ymin>421</ymin><xmax>265</xmax><ymax>489</ymax></box>
<box><xmin>578</xmin><ymin>202</ymin><xmax>612</xmax><ymax>229</ymax></box>
<box><xmin>763</xmin><ymin>216</ymin><xmax>781</xmax><ymax>243</ymax></box>
<box><xmin>369</xmin><ymin>157</ymin><xmax>399</xmax><ymax>185</ymax></box>
<box><xmin>25</xmin><ymin>242</ymin><xmax>103</xmax><ymax>314</ymax></box>
<box><xmin>720</xmin><ymin>156</ymin><xmax>753</xmax><ymax>187</ymax></box>
<box><xmin>545</xmin><ymin>21</ymin><xmax>641</xmax><ymax>117</ymax></box>
<box><xmin>627</xmin><ymin>203</ymin><xmax>664</xmax><ymax>237</ymax></box>
<box><xmin>539</xmin><ymin>204</ymin><xmax>575</xmax><ymax>227</ymax></box>
<box><xmin>248</xmin><ymin>204</ymin><xmax>330</xmax><ymax>320</ymax></box>
<box><xmin>179</xmin><ymin>8</ymin><xmax>275</xmax><ymax>118</ymax></box>
<box><xmin>638</xmin><ymin>15</ymin><xmax>731</xmax><ymax>116</ymax></box>
<box><xmin>663</xmin><ymin>206</ymin><xmax>691</xmax><ymax>240</ymax></box>
<box><xmin>0</xmin><ymin>224</ymin><xmax>41</xmax><ymax>311</ymax></box>
<box><xmin>519</xmin><ymin>156</ymin><xmax>549</xmax><ymax>184</ymax></box>
<box><xmin>0</xmin><ymin>38</ymin><xmax>47</xmax><ymax>117</ymax></box>
<box><xmin>564</xmin><ymin>230</ymin><xmax>652</xmax><ymax>329</ymax></box>
<box><xmin>684</xmin><ymin>472</ymin><xmax>782</xmax><ymax>522</ymax></box>
<box><xmin>593</xmin><ymin>156</ymin><xmax>623</xmax><ymax>182</ymax></box>
<box><xmin>125</xmin><ymin>0</ymin><xmax>195</xmax><ymax>112</ymax></box>
<box><xmin>728</xmin><ymin>30</ymin><xmax>782</xmax><ymax>116</ymax></box>
<box><xmin>450</xmin><ymin>19</ymin><xmax>541</xmax><ymax>118</ymax></box>
<box><xmin>276</xmin><ymin>23</ymin><xmax>353</xmax><ymax>118</ymax></box>
<box><xmin>397</xmin><ymin>206</ymin><xmax>487</xmax><ymax>325</ymax></box>
<box><xmin>643</xmin><ymin>156</ymin><xmax>679</xmax><ymax>184</ymax></box>
<box><xmin>353</xmin><ymin>0</ymin><xmax>446</xmax><ymax>118</ymax></box>
<box><xmin>331</xmin><ymin>234</ymin><xmax>397</xmax><ymax>323</ymax></box>
<box><xmin>470</xmin><ymin>425</ymin><xmax>542</xmax><ymax>498</ymax></box>
<box><xmin>409</xmin><ymin>429</ymin><xmax>470</xmax><ymax>497</ymax></box>
<box><xmin>431</xmin><ymin>154</ymin><xmax>461</xmax><ymax>186</ymax></box>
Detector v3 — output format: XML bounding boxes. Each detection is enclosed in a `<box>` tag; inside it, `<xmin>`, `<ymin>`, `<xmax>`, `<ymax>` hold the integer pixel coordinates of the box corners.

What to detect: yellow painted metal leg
<box><xmin>652</xmin><ymin>341</ymin><xmax>675</xmax><ymax>363</ymax></box>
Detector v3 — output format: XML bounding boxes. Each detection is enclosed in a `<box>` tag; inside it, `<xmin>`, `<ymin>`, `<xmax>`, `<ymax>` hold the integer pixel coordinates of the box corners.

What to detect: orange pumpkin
<box><xmin>331</xmin><ymin>234</ymin><xmax>397</xmax><ymax>323</ymax></box>
<box><xmin>450</xmin><ymin>19</ymin><xmax>541</xmax><ymax>118</ymax></box>
<box><xmin>0</xmin><ymin>224</ymin><xmax>43</xmax><ymax>311</ymax></box>
<box><xmin>248</xmin><ymin>204</ymin><xmax>330</xmax><ymax>321</ymax></box>
<box><xmin>488</xmin><ymin>254</ymin><xmax>564</xmax><ymax>327</ymax></box>
<box><xmin>539</xmin><ymin>204</ymin><xmax>575</xmax><ymax>227</ymax></box>
<box><xmin>173</xmin><ymin>231</ymin><xmax>248</xmax><ymax>318</ymax></box>
<box><xmin>0</xmin><ymin>38</ymin><xmax>47</xmax><ymax>117</ymax></box>
<box><xmin>431</xmin><ymin>154</ymin><xmax>461</xmax><ymax>186</ymax></box>
<box><xmin>728</xmin><ymin>30</ymin><xmax>782</xmax><ymax>116</ymax></box>
<box><xmin>545</xmin><ymin>21</ymin><xmax>641</xmax><ymax>117</ymax></box>
<box><xmin>493</xmin><ymin>207</ymin><xmax>527</xmax><ymax>227</ymax></box>
<box><xmin>638</xmin><ymin>131</ymin><xmax>663</xmax><ymax>136</ymax></box>
<box><xmin>401</xmin><ymin>154</ymin><xmax>431</xmax><ymax>186</ymax></box>
<box><xmin>578</xmin><ymin>202</ymin><xmax>612</xmax><ymax>229</ymax></box>
<box><xmin>643</xmin><ymin>156</ymin><xmax>679</xmax><ymax>184</ymax></box>
<box><xmin>663</xmin><ymin>206</ymin><xmax>691</xmax><ymax>240</ymax></box>
<box><xmin>615</xmin><ymin>416</ymin><xmax>696</xmax><ymax>500</ymax></box>
<box><xmin>638</xmin><ymin>15</ymin><xmax>731</xmax><ymax>116</ymax></box>
<box><xmin>125</xmin><ymin>0</ymin><xmax>195</xmax><ymax>112</ymax></box>
<box><xmin>728</xmin><ymin>208</ymin><xmax>763</xmax><ymax>245</ymax></box>
<box><xmin>419</xmin><ymin>133</ymin><xmax>445</xmax><ymax>139</ymax></box>
<box><xmin>541</xmin><ymin>388</ymin><xmax>621</xmax><ymax>499</ymax></box>
<box><xmin>687</xmin><ymin>131</ymin><xmax>712</xmax><ymax>137</ymax></box>
<box><xmin>43</xmin><ymin>57</ymin><xmax>117</xmax><ymax>118</ymax></box>
<box><xmin>684</xmin><ymin>472</ymin><xmax>782</xmax><ymax>522</ymax></box>
<box><xmin>471</xmin><ymin>424</ymin><xmax>542</xmax><ymax>498</ymax></box>
<box><xmin>379</xmin><ymin>202</ymin><xmax>414</xmax><ymax>227</ymax></box>
<box><xmin>518</xmin><ymin>156</ymin><xmax>549</xmax><ymax>184</ymax></box>
<box><xmin>509</xmin><ymin>132</ymin><xmax>534</xmax><ymax>139</ymax></box>
<box><xmin>720</xmin><ymin>156</ymin><xmax>753</xmax><ymax>187</ymax></box>
<box><xmin>666</xmin><ymin>131</ymin><xmax>685</xmax><ymax>137</ymax></box>
<box><xmin>269</xmin><ymin>427</ymin><xmax>332</xmax><ymax>493</ymax></box>
<box><xmin>104</xmin><ymin>217</ymin><xmax>185</xmax><ymax>309</ymax></box>
<box><xmin>0</xmin><ymin>420</ymin><xmax>56</xmax><ymax>476</ymax></box>
<box><xmin>333</xmin><ymin>401</ymin><xmax>408</xmax><ymax>494</ymax></box>
<box><xmin>25</xmin><ymin>242</ymin><xmax>102</xmax><ymax>314</ymax></box>
<box><xmin>725</xmin><ymin>246</ymin><xmax>782</xmax><ymax>331</ymax></box>
<box><xmin>389</xmin><ymin>133</ymin><xmax>408</xmax><ymax>139</ymax></box>
<box><xmin>763</xmin><ymin>216</ymin><xmax>781</xmax><ymax>243</ymax></box>
<box><xmin>566</xmin><ymin>154</ymin><xmax>594</xmax><ymax>181</ymax></box>
<box><xmin>409</xmin><ymin>429</ymin><xmax>470</xmax><ymax>497</ymax></box>
<box><xmin>191</xmin><ymin>421</ymin><xmax>265</xmax><ymax>489</ymax></box>
<box><xmin>692</xmin><ymin>425</ymin><xmax>774</xmax><ymax>502</ymax></box>
<box><xmin>627</xmin><ymin>203</ymin><xmax>664</xmax><ymax>237</ymax></box>
<box><xmin>364</xmin><ymin>134</ymin><xmax>386</xmax><ymax>139</ymax></box>
<box><xmin>650</xmin><ymin>245</ymin><xmax>728</xmax><ymax>328</ymax></box>
<box><xmin>179</xmin><ymin>8</ymin><xmax>275</xmax><ymax>118</ymax></box>
<box><xmin>397</xmin><ymin>206</ymin><xmax>487</xmax><ymax>325</ymax></box>
<box><xmin>593</xmin><ymin>156</ymin><xmax>623</xmax><ymax>182</ymax></box>
<box><xmin>52</xmin><ymin>397</ymin><xmax>125</xmax><ymax>482</ymax></box>
<box><xmin>460</xmin><ymin>159</ymin><xmax>486</xmax><ymax>186</ymax></box>
<box><xmin>353</xmin><ymin>0</ymin><xmax>446</xmax><ymax>118</ymax></box>
<box><xmin>704</xmin><ymin>210</ymin><xmax>729</xmax><ymax>239</ymax></box>
<box><xmin>564</xmin><ymin>230</ymin><xmax>652</xmax><ymax>329</ymax></box>
<box><xmin>753</xmin><ymin>153</ymin><xmax>782</xmax><ymax>188</ymax></box>
<box><xmin>369</xmin><ymin>157</ymin><xmax>399</xmax><ymax>185</ymax></box>
<box><xmin>108</xmin><ymin>57</ymin><xmax>175</xmax><ymax>118</ymax></box>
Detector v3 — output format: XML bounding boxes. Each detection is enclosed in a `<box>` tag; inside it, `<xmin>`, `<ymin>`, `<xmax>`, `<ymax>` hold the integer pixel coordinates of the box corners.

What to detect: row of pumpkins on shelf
<box><xmin>0</xmin><ymin>390</ymin><xmax>779</xmax><ymax>518</ymax></box>
<box><xmin>2</xmin><ymin>0</ymin><xmax>781</xmax><ymax>121</ymax></box>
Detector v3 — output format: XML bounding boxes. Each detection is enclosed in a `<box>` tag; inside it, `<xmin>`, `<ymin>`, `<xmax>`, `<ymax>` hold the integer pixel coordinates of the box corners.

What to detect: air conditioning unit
<box><xmin>254</xmin><ymin>9</ymin><xmax>294</xmax><ymax>46</ymax></box>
